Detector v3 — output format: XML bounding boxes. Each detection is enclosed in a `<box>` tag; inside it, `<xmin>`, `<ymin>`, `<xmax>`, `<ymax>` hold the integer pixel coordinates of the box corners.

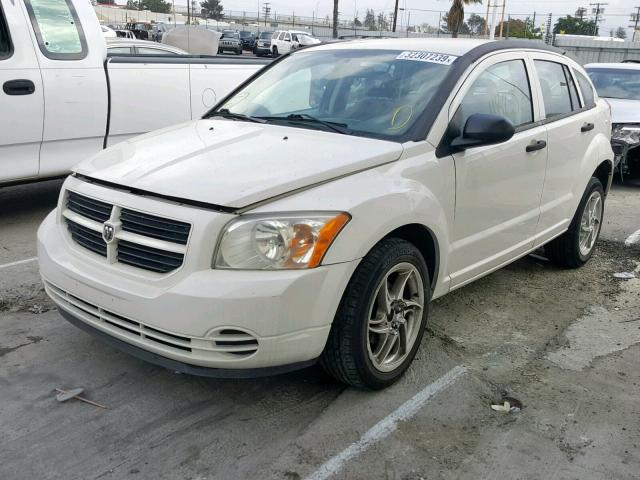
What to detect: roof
<box><xmin>584</xmin><ymin>62</ymin><xmax>640</xmax><ymax>70</ymax></box>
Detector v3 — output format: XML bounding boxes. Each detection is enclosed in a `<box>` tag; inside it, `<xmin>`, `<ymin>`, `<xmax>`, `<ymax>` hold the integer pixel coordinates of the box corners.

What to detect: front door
<box><xmin>0</xmin><ymin>0</ymin><xmax>44</xmax><ymax>183</ymax></box>
<box><xmin>448</xmin><ymin>53</ymin><xmax>548</xmax><ymax>288</ymax></box>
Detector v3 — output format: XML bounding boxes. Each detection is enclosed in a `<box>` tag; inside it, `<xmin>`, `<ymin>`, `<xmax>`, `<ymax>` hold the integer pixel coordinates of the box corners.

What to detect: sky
<box><xmin>154</xmin><ymin>0</ymin><xmax>640</xmax><ymax>38</ymax></box>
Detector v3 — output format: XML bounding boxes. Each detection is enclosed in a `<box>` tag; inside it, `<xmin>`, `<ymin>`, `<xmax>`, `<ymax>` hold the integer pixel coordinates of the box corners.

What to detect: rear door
<box><xmin>0</xmin><ymin>0</ymin><xmax>44</xmax><ymax>183</ymax></box>
<box><xmin>529</xmin><ymin>55</ymin><xmax>595</xmax><ymax>244</ymax></box>
<box><xmin>448</xmin><ymin>52</ymin><xmax>548</xmax><ymax>288</ymax></box>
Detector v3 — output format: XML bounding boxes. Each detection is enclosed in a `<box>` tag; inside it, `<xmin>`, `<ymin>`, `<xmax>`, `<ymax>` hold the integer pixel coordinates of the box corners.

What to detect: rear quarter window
<box><xmin>574</xmin><ymin>70</ymin><xmax>596</xmax><ymax>108</ymax></box>
<box><xmin>24</xmin><ymin>0</ymin><xmax>88</xmax><ymax>60</ymax></box>
<box><xmin>0</xmin><ymin>2</ymin><xmax>12</xmax><ymax>59</ymax></box>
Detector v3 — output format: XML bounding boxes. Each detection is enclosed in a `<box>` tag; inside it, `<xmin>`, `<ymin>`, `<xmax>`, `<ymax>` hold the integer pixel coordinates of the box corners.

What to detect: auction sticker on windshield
<box><xmin>396</xmin><ymin>51</ymin><xmax>457</xmax><ymax>65</ymax></box>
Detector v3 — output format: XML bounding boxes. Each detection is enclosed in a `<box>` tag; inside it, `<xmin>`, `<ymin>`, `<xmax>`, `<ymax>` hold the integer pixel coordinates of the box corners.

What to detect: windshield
<box><xmin>221</xmin><ymin>32</ymin><xmax>239</xmax><ymax>39</ymax></box>
<box><xmin>586</xmin><ymin>68</ymin><xmax>640</xmax><ymax>100</ymax></box>
<box><xmin>215</xmin><ymin>49</ymin><xmax>452</xmax><ymax>140</ymax></box>
<box><xmin>259</xmin><ymin>32</ymin><xmax>272</xmax><ymax>39</ymax></box>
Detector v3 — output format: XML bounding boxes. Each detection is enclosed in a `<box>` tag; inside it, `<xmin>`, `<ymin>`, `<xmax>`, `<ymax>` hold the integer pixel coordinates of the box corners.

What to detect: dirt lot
<box><xmin>1</xmin><ymin>179</ymin><xmax>639</xmax><ymax>480</ymax></box>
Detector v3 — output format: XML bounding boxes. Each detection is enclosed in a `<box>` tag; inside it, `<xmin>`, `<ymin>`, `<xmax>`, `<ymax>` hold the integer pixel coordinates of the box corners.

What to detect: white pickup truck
<box><xmin>0</xmin><ymin>0</ymin><xmax>268</xmax><ymax>185</ymax></box>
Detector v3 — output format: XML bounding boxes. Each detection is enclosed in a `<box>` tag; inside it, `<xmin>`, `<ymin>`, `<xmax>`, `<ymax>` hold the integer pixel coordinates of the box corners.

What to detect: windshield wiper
<box><xmin>259</xmin><ymin>113</ymin><xmax>352</xmax><ymax>135</ymax></box>
<box><xmin>206</xmin><ymin>108</ymin><xmax>266</xmax><ymax>123</ymax></box>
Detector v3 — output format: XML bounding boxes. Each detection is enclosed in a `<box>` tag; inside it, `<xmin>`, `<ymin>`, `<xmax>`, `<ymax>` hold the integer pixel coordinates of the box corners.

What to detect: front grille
<box><xmin>63</xmin><ymin>191</ymin><xmax>191</xmax><ymax>274</ymax></box>
<box><xmin>121</xmin><ymin>209</ymin><xmax>190</xmax><ymax>244</ymax></box>
<box><xmin>45</xmin><ymin>281</ymin><xmax>260</xmax><ymax>360</ymax></box>
<box><xmin>66</xmin><ymin>220</ymin><xmax>107</xmax><ymax>257</ymax></box>
<box><xmin>118</xmin><ymin>240</ymin><xmax>185</xmax><ymax>273</ymax></box>
<box><xmin>67</xmin><ymin>191</ymin><xmax>112</xmax><ymax>222</ymax></box>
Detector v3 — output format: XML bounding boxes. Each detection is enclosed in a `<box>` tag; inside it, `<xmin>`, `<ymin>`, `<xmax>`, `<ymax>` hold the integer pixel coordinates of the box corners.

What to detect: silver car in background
<box><xmin>586</xmin><ymin>62</ymin><xmax>640</xmax><ymax>179</ymax></box>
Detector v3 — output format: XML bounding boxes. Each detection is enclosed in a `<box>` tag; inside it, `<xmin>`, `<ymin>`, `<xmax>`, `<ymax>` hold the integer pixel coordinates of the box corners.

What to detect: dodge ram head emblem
<box><xmin>102</xmin><ymin>223</ymin><xmax>115</xmax><ymax>244</ymax></box>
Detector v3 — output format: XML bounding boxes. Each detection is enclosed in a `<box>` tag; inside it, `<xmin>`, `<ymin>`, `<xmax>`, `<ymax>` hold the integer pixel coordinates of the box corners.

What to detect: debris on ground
<box><xmin>491</xmin><ymin>396</ymin><xmax>523</xmax><ymax>414</ymax></box>
<box><xmin>613</xmin><ymin>272</ymin><xmax>636</xmax><ymax>280</ymax></box>
<box><xmin>55</xmin><ymin>388</ymin><xmax>109</xmax><ymax>410</ymax></box>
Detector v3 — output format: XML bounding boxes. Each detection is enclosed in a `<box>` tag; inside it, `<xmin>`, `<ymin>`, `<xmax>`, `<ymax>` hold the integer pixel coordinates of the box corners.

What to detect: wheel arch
<box><xmin>592</xmin><ymin>159</ymin><xmax>613</xmax><ymax>196</ymax></box>
<box><xmin>380</xmin><ymin>223</ymin><xmax>439</xmax><ymax>292</ymax></box>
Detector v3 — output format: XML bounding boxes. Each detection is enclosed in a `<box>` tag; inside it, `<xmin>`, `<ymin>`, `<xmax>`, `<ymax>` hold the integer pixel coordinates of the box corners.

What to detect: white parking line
<box><xmin>304</xmin><ymin>365</ymin><xmax>467</xmax><ymax>480</ymax></box>
<box><xmin>0</xmin><ymin>257</ymin><xmax>38</xmax><ymax>270</ymax></box>
<box><xmin>625</xmin><ymin>229</ymin><xmax>640</xmax><ymax>247</ymax></box>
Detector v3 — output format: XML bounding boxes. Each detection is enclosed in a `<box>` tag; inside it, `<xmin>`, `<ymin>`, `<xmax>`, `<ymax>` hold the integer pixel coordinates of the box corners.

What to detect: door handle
<box><xmin>526</xmin><ymin>140</ymin><xmax>547</xmax><ymax>152</ymax></box>
<box><xmin>581</xmin><ymin>122</ymin><xmax>594</xmax><ymax>132</ymax></box>
<box><xmin>3</xmin><ymin>79</ymin><xmax>36</xmax><ymax>96</ymax></box>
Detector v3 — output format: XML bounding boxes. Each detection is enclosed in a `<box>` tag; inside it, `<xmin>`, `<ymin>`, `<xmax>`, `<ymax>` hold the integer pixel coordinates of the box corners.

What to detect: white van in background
<box><xmin>270</xmin><ymin>30</ymin><xmax>320</xmax><ymax>56</ymax></box>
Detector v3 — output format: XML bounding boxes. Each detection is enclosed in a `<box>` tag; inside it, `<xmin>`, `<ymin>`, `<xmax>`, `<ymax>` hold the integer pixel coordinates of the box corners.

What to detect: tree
<box><xmin>466</xmin><ymin>13</ymin><xmax>486</xmax><ymax>36</ymax></box>
<box><xmin>553</xmin><ymin>15</ymin><xmax>598</xmax><ymax>35</ymax></box>
<box><xmin>496</xmin><ymin>17</ymin><xmax>540</xmax><ymax>38</ymax></box>
<box><xmin>200</xmin><ymin>0</ymin><xmax>223</xmax><ymax>20</ymax></box>
<box><xmin>126</xmin><ymin>0</ymin><xmax>171</xmax><ymax>13</ymax></box>
<box><xmin>615</xmin><ymin>26</ymin><xmax>627</xmax><ymax>39</ymax></box>
<box><xmin>97</xmin><ymin>0</ymin><xmax>116</xmax><ymax>5</ymax></box>
<box><xmin>364</xmin><ymin>9</ymin><xmax>377</xmax><ymax>30</ymax></box>
<box><xmin>441</xmin><ymin>12</ymin><xmax>469</xmax><ymax>35</ymax></box>
<box><xmin>447</xmin><ymin>0</ymin><xmax>482</xmax><ymax>38</ymax></box>
<box><xmin>333</xmin><ymin>0</ymin><xmax>339</xmax><ymax>39</ymax></box>
<box><xmin>353</xmin><ymin>17</ymin><xmax>362</xmax><ymax>27</ymax></box>
<box><xmin>377</xmin><ymin>12</ymin><xmax>389</xmax><ymax>31</ymax></box>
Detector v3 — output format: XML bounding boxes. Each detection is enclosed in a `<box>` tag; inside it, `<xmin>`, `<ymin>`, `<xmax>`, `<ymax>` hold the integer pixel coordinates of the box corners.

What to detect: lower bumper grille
<box><xmin>45</xmin><ymin>281</ymin><xmax>260</xmax><ymax>360</ymax></box>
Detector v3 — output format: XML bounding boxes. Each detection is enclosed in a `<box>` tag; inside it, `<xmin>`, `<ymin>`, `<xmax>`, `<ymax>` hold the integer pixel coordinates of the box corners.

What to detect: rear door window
<box><xmin>563</xmin><ymin>65</ymin><xmax>581</xmax><ymax>110</ymax></box>
<box><xmin>0</xmin><ymin>3</ymin><xmax>11</xmax><ymax>59</ymax></box>
<box><xmin>136</xmin><ymin>47</ymin><xmax>177</xmax><ymax>55</ymax></box>
<box><xmin>107</xmin><ymin>46</ymin><xmax>133</xmax><ymax>55</ymax></box>
<box><xmin>534</xmin><ymin>60</ymin><xmax>573</xmax><ymax>118</ymax></box>
<box><xmin>24</xmin><ymin>0</ymin><xmax>87</xmax><ymax>60</ymax></box>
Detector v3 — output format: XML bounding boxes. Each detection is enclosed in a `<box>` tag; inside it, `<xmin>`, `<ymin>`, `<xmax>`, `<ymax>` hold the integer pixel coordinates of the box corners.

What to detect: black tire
<box><xmin>320</xmin><ymin>238</ymin><xmax>430</xmax><ymax>389</ymax></box>
<box><xmin>272</xmin><ymin>46</ymin><xmax>278</xmax><ymax>57</ymax></box>
<box><xmin>545</xmin><ymin>176</ymin><xmax>604</xmax><ymax>268</ymax></box>
<box><xmin>236</xmin><ymin>48</ymin><xmax>242</xmax><ymax>55</ymax></box>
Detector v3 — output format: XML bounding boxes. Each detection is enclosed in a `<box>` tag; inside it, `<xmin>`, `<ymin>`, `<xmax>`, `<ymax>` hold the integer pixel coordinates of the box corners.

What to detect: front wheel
<box><xmin>321</xmin><ymin>238</ymin><xmax>430</xmax><ymax>389</ymax></box>
<box><xmin>545</xmin><ymin>177</ymin><xmax>604</xmax><ymax>268</ymax></box>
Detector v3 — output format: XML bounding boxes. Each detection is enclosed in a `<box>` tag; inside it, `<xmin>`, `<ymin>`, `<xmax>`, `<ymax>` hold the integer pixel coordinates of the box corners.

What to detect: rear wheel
<box><xmin>321</xmin><ymin>238</ymin><xmax>430</xmax><ymax>389</ymax></box>
<box><xmin>545</xmin><ymin>177</ymin><xmax>604</xmax><ymax>268</ymax></box>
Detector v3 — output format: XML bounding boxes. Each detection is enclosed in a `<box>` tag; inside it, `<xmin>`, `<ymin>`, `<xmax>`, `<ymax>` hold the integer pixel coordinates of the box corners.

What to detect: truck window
<box><xmin>24</xmin><ymin>0</ymin><xmax>87</xmax><ymax>60</ymax></box>
<box><xmin>0</xmin><ymin>3</ymin><xmax>11</xmax><ymax>59</ymax></box>
<box><xmin>574</xmin><ymin>70</ymin><xmax>596</xmax><ymax>108</ymax></box>
<box><xmin>563</xmin><ymin>64</ymin><xmax>581</xmax><ymax>110</ymax></box>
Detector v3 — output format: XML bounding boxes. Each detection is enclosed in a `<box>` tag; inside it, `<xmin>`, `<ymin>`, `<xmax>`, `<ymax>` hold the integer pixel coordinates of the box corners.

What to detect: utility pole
<box><xmin>262</xmin><ymin>2</ymin><xmax>270</xmax><ymax>27</ymax></box>
<box><xmin>499</xmin><ymin>1</ymin><xmax>506</xmax><ymax>38</ymax></box>
<box><xmin>589</xmin><ymin>2</ymin><xmax>608</xmax><ymax>36</ymax></box>
<box><xmin>575</xmin><ymin>6</ymin><xmax>587</xmax><ymax>21</ymax></box>
<box><xmin>630</xmin><ymin>6</ymin><xmax>640</xmax><ymax>42</ymax></box>
<box><xmin>392</xmin><ymin>0</ymin><xmax>399</xmax><ymax>32</ymax></box>
<box><xmin>484</xmin><ymin>0</ymin><xmax>491</xmax><ymax>37</ymax></box>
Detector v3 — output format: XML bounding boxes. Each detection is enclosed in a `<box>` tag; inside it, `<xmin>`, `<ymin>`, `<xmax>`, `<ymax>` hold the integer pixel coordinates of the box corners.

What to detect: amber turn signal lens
<box><xmin>308</xmin><ymin>212</ymin><xmax>351</xmax><ymax>268</ymax></box>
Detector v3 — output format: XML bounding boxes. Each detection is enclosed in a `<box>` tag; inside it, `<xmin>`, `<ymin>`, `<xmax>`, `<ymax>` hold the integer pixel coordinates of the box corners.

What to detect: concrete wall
<box><xmin>553</xmin><ymin>35</ymin><xmax>640</xmax><ymax>65</ymax></box>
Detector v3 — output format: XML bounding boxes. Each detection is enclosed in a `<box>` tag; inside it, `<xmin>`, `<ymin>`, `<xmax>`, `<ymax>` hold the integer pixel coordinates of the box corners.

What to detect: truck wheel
<box><xmin>321</xmin><ymin>238</ymin><xmax>430</xmax><ymax>389</ymax></box>
<box><xmin>545</xmin><ymin>176</ymin><xmax>604</xmax><ymax>268</ymax></box>
<box><xmin>237</xmin><ymin>48</ymin><xmax>242</xmax><ymax>55</ymax></box>
<box><xmin>272</xmin><ymin>46</ymin><xmax>278</xmax><ymax>57</ymax></box>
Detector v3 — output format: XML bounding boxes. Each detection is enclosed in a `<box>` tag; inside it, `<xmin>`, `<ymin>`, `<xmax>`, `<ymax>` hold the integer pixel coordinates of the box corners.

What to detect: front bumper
<box><xmin>38</xmin><ymin>183</ymin><xmax>359</xmax><ymax>374</ymax></box>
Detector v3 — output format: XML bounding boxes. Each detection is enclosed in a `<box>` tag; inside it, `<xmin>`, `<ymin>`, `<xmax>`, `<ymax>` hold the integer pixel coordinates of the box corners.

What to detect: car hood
<box><xmin>74</xmin><ymin>120</ymin><xmax>403</xmax><ymax>209</ymax></box>
<box><xmin>604</xmin><ymin>98</ymin><xmax>640</xmax><ymax>124</ymax></box>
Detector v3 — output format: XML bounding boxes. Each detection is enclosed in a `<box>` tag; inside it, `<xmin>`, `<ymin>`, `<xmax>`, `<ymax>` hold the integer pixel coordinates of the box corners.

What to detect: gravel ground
<box><xmin>0</xmin><ymin>178</ymin><xmax>639</xmax><ymax>480</ymax></box>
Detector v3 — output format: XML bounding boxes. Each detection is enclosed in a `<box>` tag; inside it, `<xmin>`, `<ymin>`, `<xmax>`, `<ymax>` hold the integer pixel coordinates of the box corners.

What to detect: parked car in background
<box><xmin>218</xmin><ymin>31</ymin><xmax>243</xmax><ymax>55</ymax></box>
<box><xmin>239</xmin><ymin>30</ymin><xmax>256</xmax><ymax>51</ymax></box>
<box><xmin>39</xmin><ymin>39</ymin><xmax>613</xmax><ymax>389</ymax></box>
<box><xmin>101</xmin><ymin>25</ymin><xmax>116</xmax><ymax>38</ymax></box>
<box><xmin>106</xmin><ymin>38</ymin><xmax>187</xmax><ymax>56</ymax></box>
<box><xmin>125</xmin><ymin>22</ymin><xmax>153</xmax><ymax>40</ymax></box>
<box><xmin>0</xmin><ymin>0</ymin><xmax>269</xmax><ymax>185</ymax></box>
<box><xmin>115</xmin><ymin>29</ymin><xmax>136</xmax><ymax>39</ymax></box>
<box><xmin>291</xmin><ymin>31</ymin><xmax>321</xmax><ymax>48</ymax></box>
<box><xmin>585</xmin><ymin>62</ymin><xmax>640</xmax><ymax>179</ymax></box>
<box><xmin>254</xmin><ymin>31</ymin><xmax>273</xmax><ymax>56</ymax></box>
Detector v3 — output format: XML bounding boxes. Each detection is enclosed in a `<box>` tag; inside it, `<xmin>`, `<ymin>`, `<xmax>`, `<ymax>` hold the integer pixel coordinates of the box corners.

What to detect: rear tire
<box><xmin>321</xmin><ymin>238</ymin><xmax>430</xmax><ymax>389</ymax></box>
<box><xmin>545</xmin><ymin>177</ymin><xmax>604</xmax><ymax>268</ymax></box>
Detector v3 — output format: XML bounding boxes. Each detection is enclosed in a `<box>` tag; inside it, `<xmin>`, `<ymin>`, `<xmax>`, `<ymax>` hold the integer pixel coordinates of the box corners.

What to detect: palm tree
<box><xmin>447</xmin><ymin>0</ymin><xmax>482</xmax><ymax>38</ymax></box>
<box><xmin>333</xmin><ymin>0</ymin><xmax>339</xmax><ymax>39</ymax></box>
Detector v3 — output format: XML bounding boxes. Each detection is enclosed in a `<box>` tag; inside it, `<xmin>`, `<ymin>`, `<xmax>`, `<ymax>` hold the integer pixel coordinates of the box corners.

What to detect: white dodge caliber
<box><xmin>38</xmin><ymin>39</ymin><xmax>613</xmax><ymax>389</ymax></box>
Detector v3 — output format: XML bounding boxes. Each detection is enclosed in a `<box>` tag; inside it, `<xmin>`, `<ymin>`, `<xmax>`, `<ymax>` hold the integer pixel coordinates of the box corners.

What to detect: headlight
<box><xmin>612</xmin><ymin>124</ymin><xmax>640</xmax><ymax>145</ymax></box>
<box><xmin>214</xmin><ymin>212</ymin><xmax>350</xmax><ymax>270</ymax></box>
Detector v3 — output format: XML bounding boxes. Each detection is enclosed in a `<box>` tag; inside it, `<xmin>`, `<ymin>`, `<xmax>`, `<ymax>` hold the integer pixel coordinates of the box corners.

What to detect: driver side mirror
<box><xmin>448</xmin><ymin>113</ymin><xmax>515</xmax><ymax>153</ymax></box>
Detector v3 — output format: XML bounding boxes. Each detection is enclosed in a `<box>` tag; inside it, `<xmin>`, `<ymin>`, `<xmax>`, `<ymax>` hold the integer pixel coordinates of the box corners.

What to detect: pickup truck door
<box><xmin>22</xmin><ymin>0</ymin><xmax>108</xmax><ymax>178</ymax></box>
<box><xmin>446</xmin><ymin>53</ymin><xmax>547</xmax><ymax>288</ymax></box>
<box><xmin>0</xmin><ymin>0</ymin><xmax>44</xmax><ymax>183</ymax></box>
